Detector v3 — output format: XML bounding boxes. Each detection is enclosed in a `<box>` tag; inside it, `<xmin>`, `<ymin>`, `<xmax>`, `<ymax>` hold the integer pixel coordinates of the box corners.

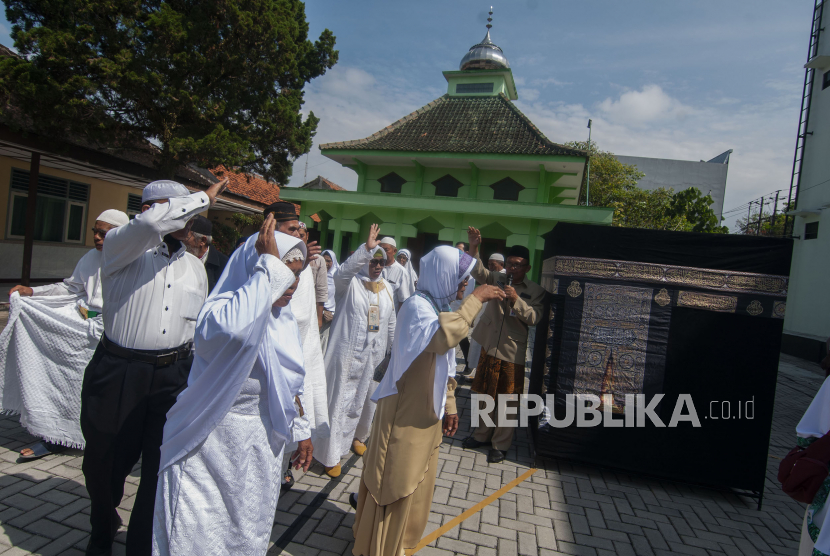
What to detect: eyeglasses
<box><xmin>91</xmin><ymin>228</ymin><xmax>109</xmax><ymax>237</ymax></box>
<box><xmin>505</xmin><ymin>261</ymin><xmax>527</xmax><ymax>270</ymax></box>
<box><xmin>369</xmin><ymin>259</ymin><xmax>385</xmax><ymax>266</ymax></box>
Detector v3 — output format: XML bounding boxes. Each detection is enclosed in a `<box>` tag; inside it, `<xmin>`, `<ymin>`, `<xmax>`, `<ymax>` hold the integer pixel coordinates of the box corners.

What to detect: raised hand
<box><xmin>205</xmin><ymin>177</ymin><xmax>230</xmax><ymax>207</ymax></box>
<box><xmin>255</xmin><ymin>214</ymin><xmax>280</xmax><ymax>259</ymax></box>
<box><xmin>503</xmin><ymin>285</ymin><xmax>519</xmax><ymax>305</ymax></box>
<box><xmin>467</xmin><ymin>226</ymin><xmax>482</xmax><ymax>247</ymax></box>
<box><xmin>366</xmin><ymin>223</ymin><xmax>380</xmax><ymax>251</ymax></box>
<box><xmin>306</xmin><ymin>240</ymin><xmax>322</xmax><ymax>259</ymax></box>
<box><xmin>472</xmin><ymin>284</ymin><xmax>506</xmax><ymax>304</ymax></box>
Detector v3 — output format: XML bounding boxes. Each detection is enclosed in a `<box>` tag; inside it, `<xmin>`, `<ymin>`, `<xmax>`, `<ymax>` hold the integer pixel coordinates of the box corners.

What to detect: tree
<box><xmin>0</xmin><ymin>0</ymin><xmax>338</xmax><ymax>182</ymax></box>
<box><xmin>667</xmin><ymin>188</ymin><xmax>728</xmax><ymax>233</ymax></box>
<box><xmin>736</xmin><ymin>202</ymin><xmax>790</xmax><ymax>237</ymax></box>
<box><xmin>566</xmin><ymin>141</ymin><xmax>727</xmax><ymax>233</ymax></box>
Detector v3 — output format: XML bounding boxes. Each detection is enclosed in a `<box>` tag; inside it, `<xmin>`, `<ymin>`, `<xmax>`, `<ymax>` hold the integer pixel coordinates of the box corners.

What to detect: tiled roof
<box><xmin>301</xmin><ymin>175</ymin><xmax>346</xmax><ymax>191</ymax></box>
<box><xmin>319</xmin><ymin>93</ymin><xmax>585</xmax><ymax>157</ymax></box>
<box><xmin>210</xmin><ymin>166</ymin><xmax>297</xmax><ymax>214</ymax></box>
<box><xmin>321</xmin><ymin>177</ymin><xmax>346</xmax><ymax>191</ymax></box>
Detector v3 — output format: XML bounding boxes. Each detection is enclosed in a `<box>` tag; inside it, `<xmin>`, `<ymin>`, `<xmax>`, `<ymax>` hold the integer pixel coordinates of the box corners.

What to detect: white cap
<box><xmin>379</xmin><ymin>237</ymin><xmax>397</xmax><ymax>249</ymax></box>
<box><xmin>489</xmin><ymin>253</ymin><xmax>505</xmax><ymax>262</ymax></box>
<box><xmin>96</xmin><ymin>210</ymin><xmax>130</xmax><ymax>227</ymax></box>
<box><xmin>141</xmin><ymin>180</ymin><xmax>190</xmax><ymax>203</ymax></box>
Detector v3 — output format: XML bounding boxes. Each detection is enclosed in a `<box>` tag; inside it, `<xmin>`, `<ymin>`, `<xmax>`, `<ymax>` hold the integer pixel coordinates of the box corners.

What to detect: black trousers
<box><xmin>459</xmin><ymin>337</ymin><xmax>471</xmax><ymax>366</ymax></box>
<box><xmin>80</xmin><ymin>344</ymin><xmax>192</xmax><ymax>556</ymax></box>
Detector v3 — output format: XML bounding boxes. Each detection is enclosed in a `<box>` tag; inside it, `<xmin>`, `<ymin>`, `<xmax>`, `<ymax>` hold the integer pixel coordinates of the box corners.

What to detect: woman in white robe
<box><xmin>152</xmin><ymin>216</ymin><xmax>310</xmax><ymax>556</ymax></box>
<box><xmin>395</xmin><ymin>248</ymin><xmax>418</xmax><ymax>292</ymax></box>
<box><xmin>320</xmin><ymin>249</ymin><xmax>339</xmax><ymax>355</ymax></box>
<box><xmin>283</xmin><ymin>260</ymin><xmax>330</xmax><ymax>488</ymax></box>
<box><xmin>315</xmin><ymin>224</ymin><xmax>396</xmax><ymax>478</ymax></box>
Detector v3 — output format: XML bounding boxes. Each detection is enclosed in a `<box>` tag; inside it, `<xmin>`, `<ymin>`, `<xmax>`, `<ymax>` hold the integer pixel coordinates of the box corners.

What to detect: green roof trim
<box><xmin>278</xmin><ymin>188</ymin><xmax>613</xmax><ymax>224</ymax></box>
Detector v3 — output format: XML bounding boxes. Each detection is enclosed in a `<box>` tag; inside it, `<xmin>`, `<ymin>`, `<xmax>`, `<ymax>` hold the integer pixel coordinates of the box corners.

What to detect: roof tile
<box><xmin>320</xmin><ymin>94</ymin><xmax>584</xmax><ymax>157</ymax></box>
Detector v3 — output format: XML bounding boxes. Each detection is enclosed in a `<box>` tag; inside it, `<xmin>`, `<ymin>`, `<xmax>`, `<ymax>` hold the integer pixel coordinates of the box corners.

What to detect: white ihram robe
<box><xmin>314</xmin><ymin>245</ymin><xmax>396</xmax><ymax>468</ymax></box>
<box><xmin>152</xmin><ymin>233</ymin><xmax>306</xmax><ymax>556</ymax></box>
<box><xmin>0</xmin><ymin>248</ymin><xmax>106</xmax><ymax>449</ymax></box>
<box><xmin>288</xmin><ymin>265</ymin><xmax>330</xmax><ymax>448</ymax></box>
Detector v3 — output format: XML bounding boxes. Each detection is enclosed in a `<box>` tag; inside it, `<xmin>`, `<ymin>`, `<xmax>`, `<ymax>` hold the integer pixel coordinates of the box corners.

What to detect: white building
<box><xmin>614</xmin><ymin>151</ymin><xmax>732</xmax><ymax>223</ymax></box>
<box><xmin>782</xmin><ymin>1</ymin><xmax>830</xmax><ymax>362</ymax></box>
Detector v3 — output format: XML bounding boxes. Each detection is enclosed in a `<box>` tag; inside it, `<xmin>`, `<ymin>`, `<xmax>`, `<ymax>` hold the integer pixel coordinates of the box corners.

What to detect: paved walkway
<box><xmin>0</xmin><ymin>353</ymin><xmax>821</xmax><ymax>555</ymax></box>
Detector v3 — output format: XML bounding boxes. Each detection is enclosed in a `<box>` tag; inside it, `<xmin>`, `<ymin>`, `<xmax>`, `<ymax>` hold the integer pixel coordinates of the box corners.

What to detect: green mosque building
<box><xmin>280</xmin><ymin>13</ymin><xmax>613</xmax><ymax>279</ymax></box>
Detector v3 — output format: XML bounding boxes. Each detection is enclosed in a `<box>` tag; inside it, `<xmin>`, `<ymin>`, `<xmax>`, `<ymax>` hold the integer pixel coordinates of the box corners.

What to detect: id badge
<box><xmin>509</xmin><ymin>307</ymin><xmax>517</xmax><ymax>317</ymax></box>
<box><xmin>368</xmin><ymin>305</ymin><xmax>380</xmax><ymax>332</ymax></box>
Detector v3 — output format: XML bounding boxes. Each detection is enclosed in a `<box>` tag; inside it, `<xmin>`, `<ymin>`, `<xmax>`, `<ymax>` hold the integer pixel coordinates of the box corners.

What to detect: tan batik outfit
<box><xmin>468</xmin><ymin>253</ymin><xmax>544</xmax><ymax>452</ymax></box>
<box><xmin>352</xmin><ymin>295</ymin><xmax>482</xmax><ymax>556</ymax></box>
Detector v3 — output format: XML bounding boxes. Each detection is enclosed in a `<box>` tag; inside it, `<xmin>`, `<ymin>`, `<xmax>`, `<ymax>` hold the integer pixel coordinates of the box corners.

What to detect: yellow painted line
<box><xmin>406</xmin><ymin>467</ymin><xmax>537</xmax><ymax>556</ymax></box>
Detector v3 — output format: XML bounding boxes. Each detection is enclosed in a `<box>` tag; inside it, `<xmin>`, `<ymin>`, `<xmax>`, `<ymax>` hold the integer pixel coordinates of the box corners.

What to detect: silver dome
<box><xmin>459</xmin><ymin>30</ymin><xmax>510</xmax><ymax>71</ymax></box>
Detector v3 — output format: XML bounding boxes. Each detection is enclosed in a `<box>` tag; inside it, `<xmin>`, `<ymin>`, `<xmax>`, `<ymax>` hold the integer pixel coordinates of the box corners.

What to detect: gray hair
<box><xmin>191</xmin><ymin>231</ymin><xmax>212</xmax><ymax>246</ymax></box>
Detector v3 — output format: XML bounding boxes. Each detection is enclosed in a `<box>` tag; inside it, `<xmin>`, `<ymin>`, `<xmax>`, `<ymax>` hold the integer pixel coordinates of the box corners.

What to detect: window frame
<box><xmin>378</xmin><ymin>172</ymin><xmax>406</xmax><ymax>194</ymax></box>
<box><xmin>6</xmin><ymin>168</ymin><xmax>89</xmax><ymax>244</ymax></box>
<box><xmin>823</xmin><ymin>71</ymin><xmax>830</xmax><ymax>91</ymax></box>
<box><xmin>805</xmin><ymin>221</ymin><xmax>819</xmax><ymax>240</ymax></box>
<box><xmin>432</xmin><ymin>174</ymin><xmax>464</xmax><ymax>198</ymax></box>
<box><xmin>489</xmin><ymin>177</ymin><xmax>525</xmax><ymax>201</ymax></box>
<box><xmin>127</xmin><ymin>193</ymin><xmax>143</xmax><ymax>218</ymax></box>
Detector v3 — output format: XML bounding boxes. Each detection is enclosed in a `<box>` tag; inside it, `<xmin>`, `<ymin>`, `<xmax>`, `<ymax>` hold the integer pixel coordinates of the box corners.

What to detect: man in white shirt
<box><xmin>378</xmin><ymin>236</ymin><xmax>413</xmax><ymax>310</ymax></box>
<box><xmin>80</xmin><ymin>178</ymin><xmax>227</xmax><ymax>556</ymax></box>
<box><xmin>2</xmin><ymin>210</ymin><xmax>129</xmax><ymax>460</ymax></box>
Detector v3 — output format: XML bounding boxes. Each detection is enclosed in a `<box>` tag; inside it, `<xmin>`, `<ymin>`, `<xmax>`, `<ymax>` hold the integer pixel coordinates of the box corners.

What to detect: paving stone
<box><xmin>459</xmin><ymin>530</ymin><xmax>498</xmax><ymax>548</ymax></box>
<box><xmin>437</xmin><ymin>536</ymin><xmax>477</xmax><ymax>555</ymax></box>
<box><xmin>6</xmin><ymin>502</ymin><xmax>59</xmax><ymax>528</ymax></box>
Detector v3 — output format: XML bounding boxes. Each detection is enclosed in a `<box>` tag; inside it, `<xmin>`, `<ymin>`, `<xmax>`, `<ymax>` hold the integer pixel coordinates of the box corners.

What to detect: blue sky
<box><xmin>0</xmin><ymin>1</ymin><xmax>815</xmax><ymax>231</ymax></box>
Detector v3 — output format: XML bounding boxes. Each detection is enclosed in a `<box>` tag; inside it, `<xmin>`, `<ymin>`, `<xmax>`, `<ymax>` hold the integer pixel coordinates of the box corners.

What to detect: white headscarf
<box><xmin>372</xmin><ymin>246</ymin><xmax>475</xmax><ymax>419</ymax></box>
<box><xmin>358</xmin><ymin>245</ymin><xmax>386</xmax><ymax>283</ymax></box>
<box><xmin>322</xmin><ymin>249</ymin><xmax>339</xmax><ymax>312</ymax></box>
<box><xmin>159</xmin><ymin>231</ymin><xmax>307</xmax><ymax>471</ymax></box>
<box><xmin>398</xmin><ymin>248</ymin><xmax>418</xmax><ymax>291</ymax></box>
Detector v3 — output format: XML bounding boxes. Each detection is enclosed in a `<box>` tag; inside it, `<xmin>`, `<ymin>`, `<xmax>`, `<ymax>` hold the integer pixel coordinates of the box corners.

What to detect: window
<box><xmin>432</xmin><ymin>174</ymin><xmax>464</xmax><ymax>197</ymax></box>
<box><xmin>489</xmin><ymin>177</ymin><xmax>525</xmax><ymax>201</ymax></box>
<box><xmin>805</xmin><ymin>221</ymin><xmax>819</xmax><ymax>240</ymax></box>
<box><xmin>823</xmin><ymin>71</ymin><xmax>830</xmax><ymax>91</ymax></box>
<box><xmin>456</xmin><ymin>83</ymin><xmax>494</xmax><ymax>94</ymax></box>
<box><xmin>8</xmin><ymin>168</ymin><xmax>89</xmax><ymax>243</ymax></box>
<box><xmin>127</xmin><ymin>193</ymin><xmax>143</xmax><ymax>218</ymax></box>
<box><xmin>379</xmin><ymin>172</ymin><xmax>405</xmax><ymax>193</ymax></box>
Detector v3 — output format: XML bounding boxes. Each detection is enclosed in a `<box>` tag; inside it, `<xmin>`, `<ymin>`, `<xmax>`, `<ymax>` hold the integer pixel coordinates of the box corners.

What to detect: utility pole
<box><xmin>303</xmin><ymin>154</ymin><xmax>309</xmax><ymax>184</ymax></box>
<box><xmin>771</xmin><ymin>191</ymin><xmax>780</xmax><ymax>236</ymax></box>
<box><xmin>745</xmin><ymin>201</ymin><xmax>753</xmax><ymax>234</ymax></box>
<box><xmin>585</xmin><ymin>119</ymin><xmax>592</xmax><ymax>206</ymax></box>
<box><xmin>757</xmin><ymin>197</ymin><xmax>765</xmax><ymax>235</ymax></box>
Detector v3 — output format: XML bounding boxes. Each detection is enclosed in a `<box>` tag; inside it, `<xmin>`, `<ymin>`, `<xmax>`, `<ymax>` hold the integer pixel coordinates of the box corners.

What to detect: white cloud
<box><xmin>291</xmin><ymin>67</ymin><xmax>801</xmax><ymax>235</ymax></box>
<box><xmin>288</xmin><ymin>65</ymin><xmax>442</xmax><ymax>189</ymax></box>
<box><xmin>532</xmin><ymin>77</ymin><xmax>572</xmax><ymax>88</ymax></box>
<box><xmin>514</xmin><ymin>83</ymin><xmax>801</xmax><ymax>232</ymax></box>
<box><xmin>597</xmin><ymin>84</ymin><xmax>695</xmax><ymax>126</ymax></box>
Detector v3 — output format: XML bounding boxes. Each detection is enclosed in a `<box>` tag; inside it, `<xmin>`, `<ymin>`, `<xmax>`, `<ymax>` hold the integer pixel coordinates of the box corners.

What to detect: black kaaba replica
<box><xmin>528</xmin><ymin>223</ymin><xmax>793</xmax><ymax>506</ymax></box>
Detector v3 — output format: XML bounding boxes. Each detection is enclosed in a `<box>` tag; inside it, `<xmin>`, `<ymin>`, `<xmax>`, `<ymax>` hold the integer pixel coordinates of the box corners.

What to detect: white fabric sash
<box><xmin>0</xmin><ymin>293</ymin><xmax>101</xmax><ymax>448</ymax></box>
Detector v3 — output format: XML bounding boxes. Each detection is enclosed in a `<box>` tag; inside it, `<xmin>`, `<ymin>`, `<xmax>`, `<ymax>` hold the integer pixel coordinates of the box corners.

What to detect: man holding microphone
<box><xmin>461</xmin><ymin>226</ymin><xmax>545</xmax><ymax>464</ymax></box>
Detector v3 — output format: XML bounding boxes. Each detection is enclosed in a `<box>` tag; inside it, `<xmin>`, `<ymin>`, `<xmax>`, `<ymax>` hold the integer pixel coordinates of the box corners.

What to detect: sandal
<box><xmin>281</xmin><ymin>468</ymin><xmax>295</xmax><ymax>492</ymax></box>
<box><xmin>19</xmin><ymin>441</ymin><xmax>63</xmax><ymax>461</ymax></box>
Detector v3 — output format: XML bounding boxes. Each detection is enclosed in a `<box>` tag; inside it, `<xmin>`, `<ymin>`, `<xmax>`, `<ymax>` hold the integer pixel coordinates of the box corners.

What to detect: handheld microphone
<box><xmin>507</xmin><ymin>274</ymin><xmax>513</xmax><ymax>287</ymax></box>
